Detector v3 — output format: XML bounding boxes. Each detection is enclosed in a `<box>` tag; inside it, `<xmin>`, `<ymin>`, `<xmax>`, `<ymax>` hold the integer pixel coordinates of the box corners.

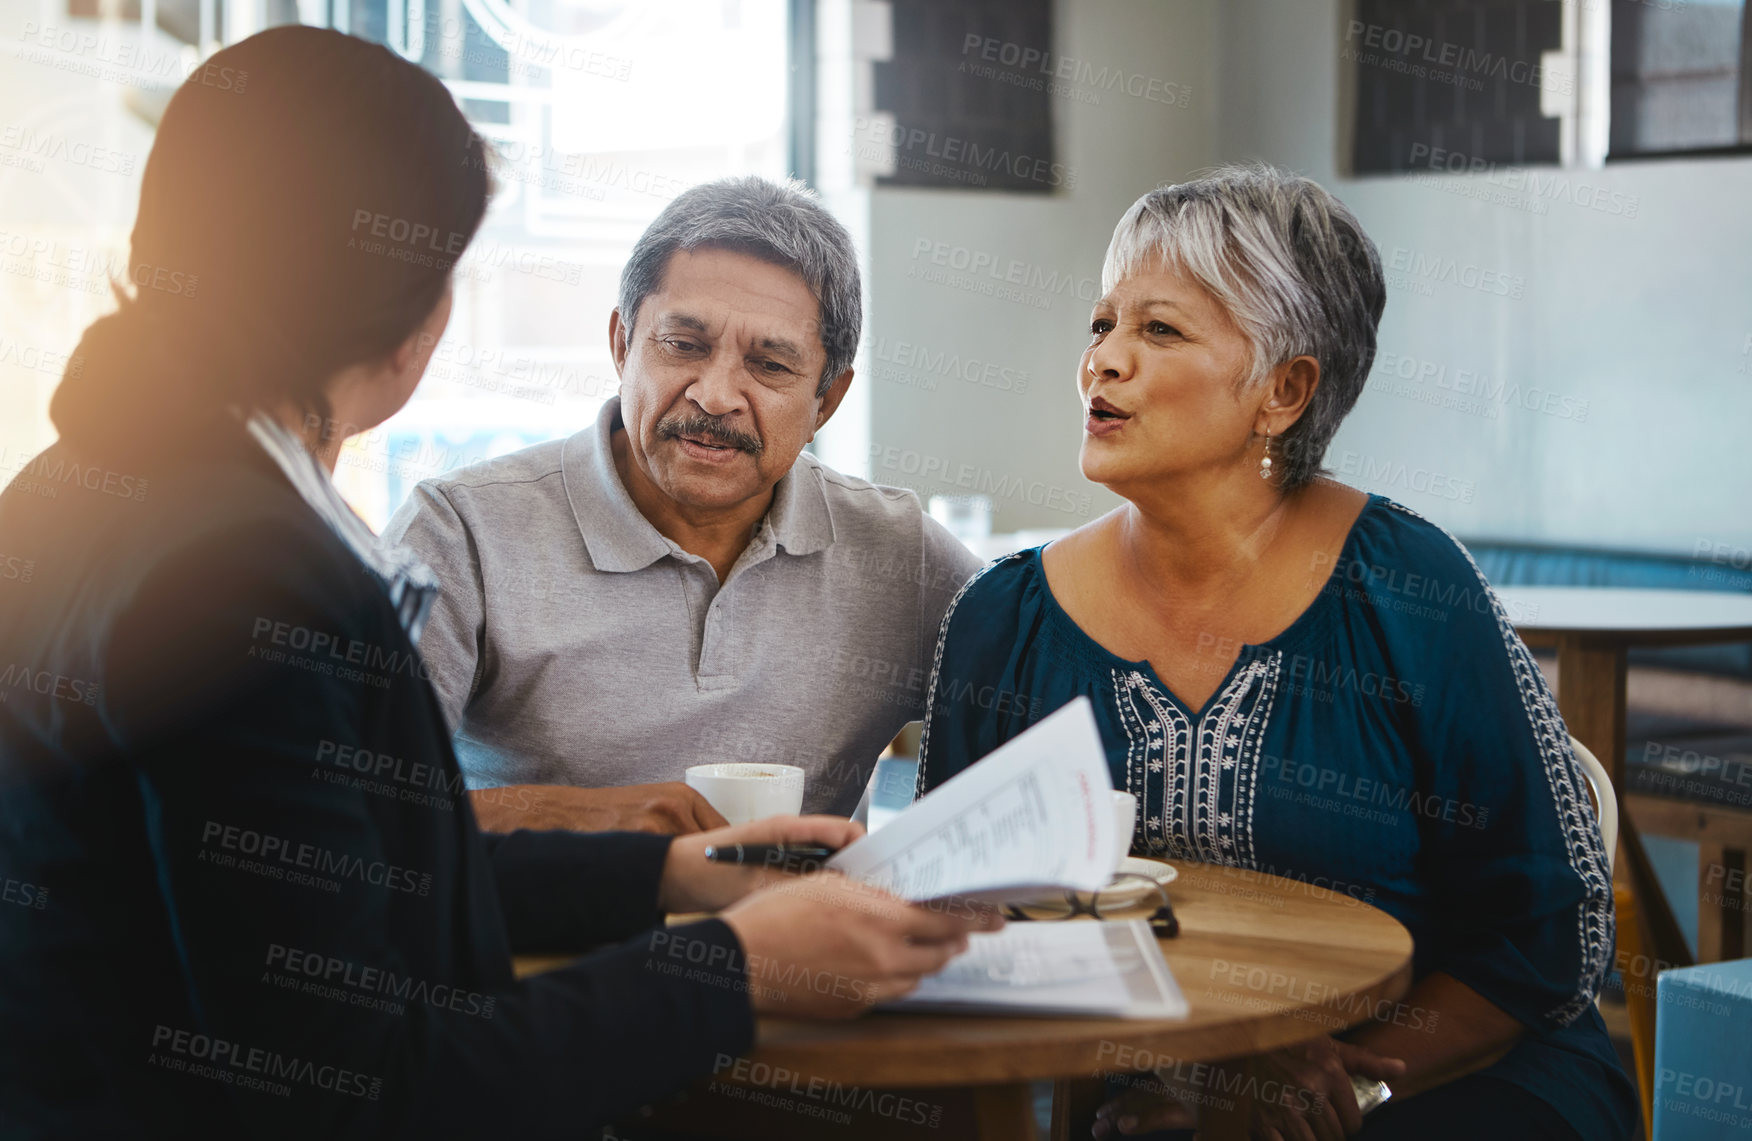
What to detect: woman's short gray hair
<box><xmin>617</xmin><ymin>175</ymin><xmax>862</xmax><ymax>398</ymax></box>
<box><xmin>1102</xmin><ymin>163</ymin><xmax>1386</xmax><ymax>489</ymax></box>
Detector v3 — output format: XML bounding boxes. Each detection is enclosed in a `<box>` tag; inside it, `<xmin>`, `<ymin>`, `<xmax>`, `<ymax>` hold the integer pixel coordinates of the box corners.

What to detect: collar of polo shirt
<box><xmin>562</xmin><ymin>396</ymin><xmax>838</xmax><ymax>574</ymax></box>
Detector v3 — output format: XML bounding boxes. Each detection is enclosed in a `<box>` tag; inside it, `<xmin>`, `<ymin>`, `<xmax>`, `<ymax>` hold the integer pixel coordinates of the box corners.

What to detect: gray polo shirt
<box><xmin>382</xmin><ymin>397</ymin><xmax>983</xmax><ymax>815</ymax></box>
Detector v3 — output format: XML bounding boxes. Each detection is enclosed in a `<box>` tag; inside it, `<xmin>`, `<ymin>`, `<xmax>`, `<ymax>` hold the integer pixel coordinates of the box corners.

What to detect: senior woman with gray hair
<box><xmin>915</xmin><ymin>165</ymin><xmax>1635</xmax><ymax>1140</ymax></box>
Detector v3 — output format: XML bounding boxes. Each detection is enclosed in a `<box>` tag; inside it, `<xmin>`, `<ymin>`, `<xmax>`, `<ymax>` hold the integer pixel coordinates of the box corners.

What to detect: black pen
<box><xmin>703</xmin><ymin>844</ymin><xmax>838</xmax><ymax>871</ymax></box>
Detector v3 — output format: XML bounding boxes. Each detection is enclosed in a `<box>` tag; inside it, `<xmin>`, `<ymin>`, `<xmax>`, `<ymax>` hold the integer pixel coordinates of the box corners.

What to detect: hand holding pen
<box><xmin>703</xmin><ymin>843</ymin><xmax>840</xmax><ymax>873</ymax></box>
<box><xmin>658</xmin><ymin>817</ymin><xmax>861</xmax><ymax>914</ymax></box>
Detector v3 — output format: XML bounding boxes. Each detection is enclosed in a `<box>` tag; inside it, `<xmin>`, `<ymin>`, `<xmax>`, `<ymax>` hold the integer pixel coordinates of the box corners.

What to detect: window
<box><xmin>1348</xmin><ymin>0</ymin><xmax>1565</xmax><ymax>174</ymax></box>
<box><xmin>0</xmin><ymin>0</ymin><xmax>794</xmax><ymax>529</ymax></box>
<box><xmin>331</xmin><ymin>0</ymin><xmax>795</xmax><ymax>526</ymax></box>
<box><xmin>1346</xmin><ymin>0</ymin><xmax>1752</xmax><ymax>172</ymax></box>
<box><xmin>868</xmin><ymin>0</ymin><xmax>1059</xmax><ymax>192</ymax></box>
<box><xmin>1610</xmin><ymin>0</ymin><xmax>1752</xmax><ymax>157</ymax></box>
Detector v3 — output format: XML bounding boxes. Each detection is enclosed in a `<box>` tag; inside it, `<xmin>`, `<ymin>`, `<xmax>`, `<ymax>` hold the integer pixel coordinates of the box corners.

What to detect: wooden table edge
<box><xmin>727</xmin><ymin>956</ymin><xmax>1415</xmax><ymax>1088</ymax></box>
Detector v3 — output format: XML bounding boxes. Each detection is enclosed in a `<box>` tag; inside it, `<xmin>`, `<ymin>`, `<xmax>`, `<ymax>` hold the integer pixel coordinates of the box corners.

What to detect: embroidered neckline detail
<box><xmin>1114</xmin><ymin>655</ymin><xmax>1282</xmax><ymax>866</ymax></box>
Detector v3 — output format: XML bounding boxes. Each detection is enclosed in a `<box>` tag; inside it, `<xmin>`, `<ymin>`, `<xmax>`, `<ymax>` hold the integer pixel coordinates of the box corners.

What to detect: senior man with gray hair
<box><xmin>385</xmin><ymin>176</ymin><xmax>980</xmax><ymax>833</ymax></box>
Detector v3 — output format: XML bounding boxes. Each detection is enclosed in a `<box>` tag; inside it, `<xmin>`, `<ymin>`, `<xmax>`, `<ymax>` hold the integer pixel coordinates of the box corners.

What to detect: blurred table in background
<box><xmin>1499</xmin><ymin>586</ymin><xmax>1752</xmax><ymax>1133</ymax></box>
<box><xmin>1499</xmin><ymin>586</ymin><xmax>1752</xmax><ymax>959</ymax></box>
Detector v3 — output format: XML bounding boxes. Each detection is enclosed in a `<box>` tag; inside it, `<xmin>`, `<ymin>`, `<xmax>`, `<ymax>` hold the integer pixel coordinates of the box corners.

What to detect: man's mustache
<box><xmin>656</xmin><ymin>412</ymin><xmax>765</xmax><ymax>456</ymax></box>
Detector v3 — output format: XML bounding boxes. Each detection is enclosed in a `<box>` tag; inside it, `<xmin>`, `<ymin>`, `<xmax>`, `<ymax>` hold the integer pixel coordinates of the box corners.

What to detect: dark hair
<box><xmin>50</xmin><ymin>26</ymin><xmax>491</xmax><ymax>455</ymax></box>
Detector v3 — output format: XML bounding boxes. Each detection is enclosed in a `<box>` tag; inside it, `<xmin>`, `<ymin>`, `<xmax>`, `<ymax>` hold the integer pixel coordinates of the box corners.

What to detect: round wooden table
<box><xmin>518</xmin><ymin>859</ymin><xmax>1412</xmax><ymax>1141</ymax></box>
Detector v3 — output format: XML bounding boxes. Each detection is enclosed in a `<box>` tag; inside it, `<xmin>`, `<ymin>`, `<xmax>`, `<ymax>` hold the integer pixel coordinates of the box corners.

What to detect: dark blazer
<box><xmin>0</xmin><ymin>424</ymin><xmax>751</xmax><ymax>1138</ymax></box>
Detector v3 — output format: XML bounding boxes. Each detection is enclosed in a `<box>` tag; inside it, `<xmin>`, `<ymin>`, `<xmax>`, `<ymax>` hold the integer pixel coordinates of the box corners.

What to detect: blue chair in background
<box><xmin>1652</xmin><ymin>959</ymin><xmax>1752</xmax><ymax>1140</ymax></box>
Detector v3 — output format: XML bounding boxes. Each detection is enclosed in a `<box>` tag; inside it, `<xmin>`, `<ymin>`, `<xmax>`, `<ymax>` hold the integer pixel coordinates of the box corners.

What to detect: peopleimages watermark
<box><xmin>0</xmin><ymin>332</ymin><xmax>81</xmax><ymax>380</ymax></box>
<box><xmin>1385</xmin><ymin>246</ymin><xmax>1524</xmax><ymax>300</ymax></box>
<box><xmin>1704</xmin><ymin>861</ymin><xmax>1749</xmax><ymax>914</ymax></box>
<box><xmin>0</xmin><ymin>123</ymin><xmax>137</xmax><ymax>177</ymax></box>
<box><xmin>250</xmin><ymin>617</ymin><xmax>431</xmax><ymax>691</ymax></box>
<box><xmin>418</xmin><ymin>335</ymin><xmax>617</xmax><ymax>405</ymax></box>
<box><xmin>1208</xmin><ymin>958</ymin><xmax>1443</xmax><ymax>1034</ymax></box>
<box><xmin>646</xmin><ymin>927</ymin><xmax>876</xmax><ymax>1007</ymax></box>
<box><xmin>1689</xmin><ymin>533</ymin><xmax>1752</xmax><ymax>588</ymax></box>
<box><xmin>1334</xmin><ymin>450</ymin><xmax>1476</xmax><ymax>503</ymax></box>
<box><xmin>851</xmin><ymin>117</ymin><xmax>1076</xmax><ymax>189</ymax></box>
<box><xmin>313</xmin><ymin>738</ymin><xmax>465</xmax><ymax>812</ymax></box>
<box><xmin>957</xmin><ymin>33</ymin><xmax>1191</xmax><ymax>109</ymax></box>
<box><xmin>149</xmin><ymin>1024</ymin><xmax>381</xmax><ymax>1101</ymax></box>
<box><xmin>328</xmin><ymin>429</ymin><xmax>493</xmax><ymax>485</ymax></box>
<box><xmin>2</xmin><ymin>875</ymin><xmax>49</xmax><ymax>909</ymax></box>
<box><xmin>263</xmin><ymin>943</ymin><xmax>496</xmax><ymax>1020</ymax></box>
<box><xmin>1091</xmin><ymin>1042</ymin><xmax>1297</xmax><ymax>1117</ymax></box>
<box><xmin>904</xmin><ymin>235</ymin><xmax>1100</xmax><ymax>311</ymax></box>
<box><xmin>1658</xmin><ymin>1069</ymin><xmax>1752</xmax><ymax>1133</ymax></box>
<box><xmin>1372</xmin><ymin>349</ymin><xmax>1590</xmax><ymax>424</ymax></box>
<box><xmin>1405</xmin><ymin>144</ymin><xmax>1639</xmax><ymax>220</ymax></box>
<box><xmin>471</xmin><ymin>145</ymin><xmax>687</xmax><ymax>202</ymax></box>
<box><xmin>1694</xmin><ymin>537</ymin><xmax>1752</xmax><ymax>572</ymax></box>
<box><xmin>17</xmin><ymin>22</ymin><xmax>248</xmax><ymax>94</ymax></box>
<box><xmin>1639</xmin><ymin>741</ymin><xmax>1752</xmax><ymax>809</ymax></box>
<box><xmin>199</xmin><ymin>820</ymin><xmax>434</xmax><ymax>897</ymax></box>
<box><xmin>830</xmin><ymin>543</ymin><xmax>978</xmax><ymax>594</ymax></box>
<box><xmin>1317</xmin><ymin>551</ymin><xmax>1541</xmax><ymax>624</ymax></box>
<box><xmin>870</xmin><ymin>443</ymin><xmax>1095</xmax><ymax>517</ymax></box>
<box><xmin>866</xmin><ymin>335</ymin><xmax>1030</xmax><ymax>396</ymax></box>
<box><xmin>828</xmin><ymin>646</ymin><xmax>928</xmax><ymax>704</ymax></box>
<box><xmin>0</xmin><ymin>444</ymin><xmax>149</xmax><ymax>504</ymax></box>
<box><xmin>0</xmin><ymin>553</ymin><xmax>35</xmax><ymax>586</ymax></box>
<box><xmin>710</xmin><ymin>1055</ymin><xmax>944</xmax><ymax>1129</ymax></box>
<box><xmin>0</xmin><ymin>229</ymin><xmax>197</xmax><ymax>300</ymax></box>
<box><xmin>1260</xmin><ymin>753</ymin><xmax>1489</xmax><ymax>829</ymax></box>
<box><xmin>646</xmin><ymin>898</ymin><xmax>993</xmax><ymax>1005</ymax></box>
<box><xmin>0</xmin><ymin>661</ymin><xmax>99</xmax><ymax>706</ymax></box>
<box><xmin>423</xmin><ymin>20</ymin><xmax>633</xmax><ymax>82</ymax></box>
<box><xmin>1342</xmin><ymin>19</ymin><xmax>1570</xmax><ymax>95</ymax></box>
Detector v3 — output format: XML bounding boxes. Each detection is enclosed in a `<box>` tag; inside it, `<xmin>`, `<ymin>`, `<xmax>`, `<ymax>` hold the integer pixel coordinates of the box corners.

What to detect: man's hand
<box><xmin>659</xmin><ymin>814</ymin><xmax>866</xmax><ymax>914</ymax></box>
<box><xmin>470</xmin><ymin>782</ymin><xmax>729</xmax><ymax>835</ymax></box>
<box><xmin>722</xmin><ymin>874</ymin><xmax>1005</xmax><ymax>1018</ymax></box>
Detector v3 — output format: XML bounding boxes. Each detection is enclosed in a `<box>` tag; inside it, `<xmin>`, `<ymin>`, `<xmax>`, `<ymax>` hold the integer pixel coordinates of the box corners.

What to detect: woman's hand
<box><xmin>1090</xmin><ymin>1037</ymin><xmax>1402</xmax><ymax>1139</ymax></box>
<box><xmin>1091</xmin><ymin>1084</ymin><xmax>1194</xmax><ymax>1136</ymax></box>
<box><xmin>657</xmin><ymin>814</ymin><xmax>866</xmax><ymax>914</ymax></box>
<box><xmin>722</xmin><ymin>875</ymin><xmax>1004</xmax><ymax>1017</ymax></box>
<box><xmin>1245</xmin><ymin>1037</ymin><xmax>1405</xmax><ymax>1141</ymax></box>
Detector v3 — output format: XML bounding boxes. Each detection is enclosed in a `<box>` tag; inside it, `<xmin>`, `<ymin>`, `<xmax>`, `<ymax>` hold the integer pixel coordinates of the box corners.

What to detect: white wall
<box><xmin>859</xmin><ymin>0</ymin><xmax>1221</xmax><ymax>533</ymax></box>
<box><xmin>1214</xmin><ymin>0</ymin><xmax>1752</xmax><ymax>555</ymax></box>
<box><xmin>856</xmin><ymin>0</ymin><xmax>1752</xmax><ymax>555</ymax></box>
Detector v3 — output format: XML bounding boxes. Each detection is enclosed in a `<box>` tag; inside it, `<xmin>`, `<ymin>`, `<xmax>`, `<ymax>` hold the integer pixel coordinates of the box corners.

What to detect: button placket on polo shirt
<box><xmin>697</xmin><ymin>522</ymin><xmax>780</xmax><ymax>689</ymax></box>
<box><xmin>698</xmin><ymin>592</ymin><xmax>735</xmax><ymax>687</ymax></box>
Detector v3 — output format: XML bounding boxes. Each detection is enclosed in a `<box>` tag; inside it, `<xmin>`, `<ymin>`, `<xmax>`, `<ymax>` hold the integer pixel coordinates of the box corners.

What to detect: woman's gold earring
<box><xmin>1259</xmin><ymin>430</ymin><xmax>1274</xmax><ymax>480</ymax></box>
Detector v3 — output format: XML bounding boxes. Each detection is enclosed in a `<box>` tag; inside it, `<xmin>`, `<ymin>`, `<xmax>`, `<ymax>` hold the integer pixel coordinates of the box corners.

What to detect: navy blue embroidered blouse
<box><xmin>916</xmin><ymin>495</ymin><xmax>1637</xmax><ymax>1137</ymax></box>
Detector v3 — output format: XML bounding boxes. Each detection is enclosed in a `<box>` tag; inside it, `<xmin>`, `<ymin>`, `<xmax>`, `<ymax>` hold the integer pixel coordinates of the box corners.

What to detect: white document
<box><xmin>883</xmin><ymin>919</ymin><xmax>1188</xmax><ymax>1020</ymax></box>
<box><xmin>826</xmin><ymin>698</ymin><xmax>1114</xmax><ymax>903</ymax></box>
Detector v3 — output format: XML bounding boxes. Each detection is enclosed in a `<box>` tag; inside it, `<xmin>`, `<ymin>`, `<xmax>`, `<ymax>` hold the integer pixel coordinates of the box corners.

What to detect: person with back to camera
<box><xmin>0</xmin><ymin>26</ymin><xmax>997</xmax><ymax>1138</ymax></box>
<box><xmin>915</xmin><ymin>165</ymin><xmax>1636</xmax><ymax>1141</ymax></box>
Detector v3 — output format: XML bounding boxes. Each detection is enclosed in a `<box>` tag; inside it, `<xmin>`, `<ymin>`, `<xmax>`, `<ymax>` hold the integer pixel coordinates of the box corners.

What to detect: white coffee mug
<box><xmin>685</xmin><ymin>763</ymin><xmax>806</xmax><ymax>827</ymax></box>
<box><xmin>1110</xmin><ymin>791</ymin><xmax>1137</xmax><ymax>871</ymax></box>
